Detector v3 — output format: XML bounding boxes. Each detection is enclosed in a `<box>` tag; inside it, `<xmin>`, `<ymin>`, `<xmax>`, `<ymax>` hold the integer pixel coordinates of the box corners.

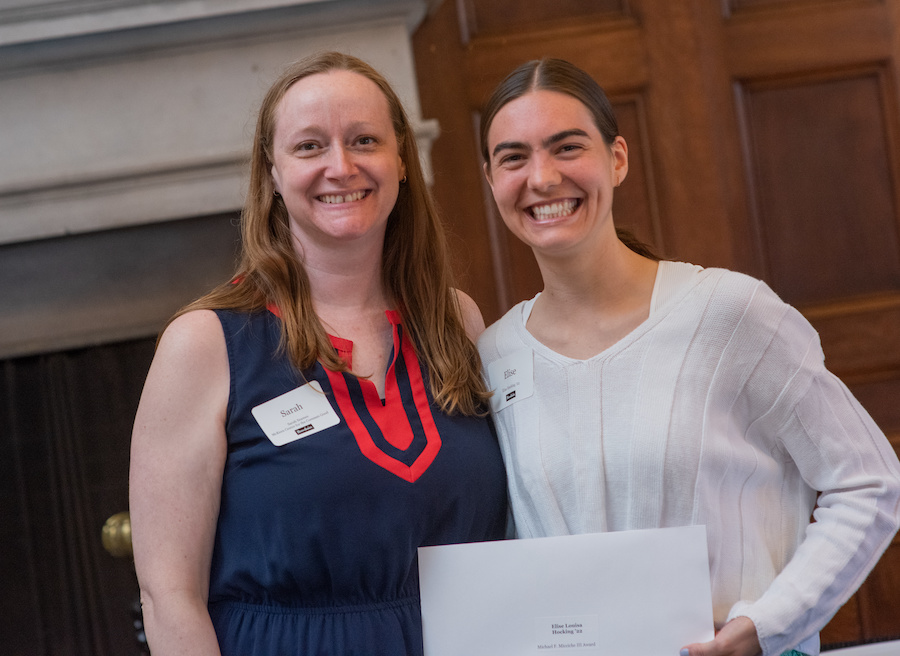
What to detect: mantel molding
<box><xmin>0</xmin><ymin>0</ymin><xmax>440</xmax><ymax>75</ymax></box>
<box><xmin>0</xmin><ymin>0</ymin><xmax>444</xmax><ymax>46</ymax></box>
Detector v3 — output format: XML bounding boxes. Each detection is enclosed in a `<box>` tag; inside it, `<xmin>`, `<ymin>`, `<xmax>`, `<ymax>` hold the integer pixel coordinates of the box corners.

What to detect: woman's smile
<box><xmin>317</xmin><ymin>190</ymin><xmax>370</xmax><ymax>204</ymax></box>
<box><xmin>527</xmin><ymin>198</ymin><xmax>581</xmax><ymax>221</ymax></box>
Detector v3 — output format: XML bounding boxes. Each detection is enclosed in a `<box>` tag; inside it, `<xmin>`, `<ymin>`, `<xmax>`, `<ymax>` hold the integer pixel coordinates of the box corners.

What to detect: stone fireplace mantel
<box><xmin>0</xmin><ymin>0</ymin><xmax>442</xmax><ymax>245</ymax></box>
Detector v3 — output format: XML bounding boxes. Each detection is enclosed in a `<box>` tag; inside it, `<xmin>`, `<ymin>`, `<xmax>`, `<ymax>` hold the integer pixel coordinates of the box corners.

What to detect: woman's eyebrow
<box><xmin>544</xmin><ymin>129</ymin><xmax>589</xmax><ymax>147</ymax></box>
<box><xmin>492</xmin><ymin>140</ymin><xmax>528</xmax><ymax>158</ymax></box>
<box><xmin>491</xmin><ymin>128</ymin><xmax>591</xmax><ymax>158</ymax></box>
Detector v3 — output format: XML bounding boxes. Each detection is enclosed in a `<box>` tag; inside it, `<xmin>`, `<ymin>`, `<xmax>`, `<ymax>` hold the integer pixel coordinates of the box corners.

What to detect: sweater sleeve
<box><xmin>724</xmin><ymin>290</ymin><xmax>900</xmax><ymax>656</ymax></box>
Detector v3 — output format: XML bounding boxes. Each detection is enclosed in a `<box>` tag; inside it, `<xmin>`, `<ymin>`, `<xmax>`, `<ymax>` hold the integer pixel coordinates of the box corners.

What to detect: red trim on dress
<box><xmin>328</xmin><ymin>334</ymin><xmax>354</xmax><ymax>370</ymax></box>
<box><xmin>323</xmin><ymin>310</ymin><xmax>441</xmax><ymax>483</ymax></box>
<box><xmin>259</xmin><ymin>301</ymin><xmax>440</xmax><ymax>481</ymax></box>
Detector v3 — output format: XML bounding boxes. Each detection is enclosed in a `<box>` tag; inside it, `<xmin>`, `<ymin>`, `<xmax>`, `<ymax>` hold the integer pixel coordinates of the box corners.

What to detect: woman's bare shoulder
<box><xmin>455</xmin><ymin>289</ymin><xmax>486</xmax><ymax>342</ymax></box>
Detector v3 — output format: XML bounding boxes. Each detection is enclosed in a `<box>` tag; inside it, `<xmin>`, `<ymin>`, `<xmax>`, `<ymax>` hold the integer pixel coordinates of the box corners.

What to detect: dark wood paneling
<box><xmin>848</xmin><ymin>378</ymin><xmax>900</xmax><ymax>434</ymax></box>
<box><xmin>724</xmin><ymin>2</ymin><xmax>889</xmax><ymax>78</ymax></box>
<box><xmin>821</xmin><ymin>593</ymin><xmax>863</xmax><ymax>645</ymax></box>
<box><xmin>858</xmin><ymin>540</ymin><xmax>900</xmax><ymax>638</ymax></box>
<box><xmin>738</xmin><ymin>69</ymin><xmax>900</xmax><ymax>306</ymax></box>
<box><xmin>727</xmin><ymin>0</ymin><xmax>865</xmax><ymax>16</ymax></box>
<box><xmin>414</xmin><ymin>0</ymin><xmax>504</xmax><ymax>320</ymax></box>
<box><xmin>456</xmin><ymin>0</ymin><xmax>626</xmax><ymax>42</ymax></box>
<box><xmin>479</xmin><ymin>177</ymin><xmax>543</xmax><ymax>311</ymax></box>
<box><xmin>636</xmin><ymin>0</ymin><xmax>756</xmax><ymax>273</ymax></box>
<box><xmin>807</xmin><ymin>297</ymin><xmax>900</xmax><ymax>381</ymax></box>
<box><xmin>612</xmin><ymin>96</ymin><xmax>665</xmax><ymax>254</ymax></box>
<box><xmin>461</xmin><ymin>22</ymin><xmax>646</xmax><ymax>112</ymax></box>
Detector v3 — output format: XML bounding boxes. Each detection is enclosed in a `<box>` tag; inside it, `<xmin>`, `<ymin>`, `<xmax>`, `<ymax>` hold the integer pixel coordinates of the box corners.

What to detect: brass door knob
<box><xmin>102</xmin><ymin>511</ymin><xmax>133</xmax><ymax>558</ymax></box>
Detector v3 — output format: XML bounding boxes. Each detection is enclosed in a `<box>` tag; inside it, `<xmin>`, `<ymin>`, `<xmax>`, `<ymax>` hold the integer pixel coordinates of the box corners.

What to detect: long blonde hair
<box><xmin>176</xmin><ymin>52</ymin><xmax>489</xmax><ymax>415</ymax></box>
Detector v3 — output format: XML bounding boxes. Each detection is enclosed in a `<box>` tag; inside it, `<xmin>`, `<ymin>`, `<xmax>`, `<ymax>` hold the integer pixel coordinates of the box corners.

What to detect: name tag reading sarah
<box><xmin>487</xmin><ymin>348</ymin><xmax>534</xmax><ymax>412</ymax></box>
<box><xmin>251</xmin><ymin>381</ymin><xmax>340</xmax><ymax>446</ymax></box>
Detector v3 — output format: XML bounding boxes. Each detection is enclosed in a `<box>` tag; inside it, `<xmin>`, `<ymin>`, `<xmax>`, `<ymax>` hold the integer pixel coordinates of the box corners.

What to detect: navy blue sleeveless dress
<box><xmin>207</xmin><ymin>309</ymin><xmax>508</xmax><ymax>656</ymax></box>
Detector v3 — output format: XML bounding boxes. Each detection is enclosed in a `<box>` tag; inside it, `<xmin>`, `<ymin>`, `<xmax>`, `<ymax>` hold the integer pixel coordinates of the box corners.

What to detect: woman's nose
<box><xmin>527</xmin><ymin>153</ymin><xmax>561</xmax><ymax>190</ymax></box>
<box><xmin>326</xmin><ymin>145</ymin><xmax>357</xmax><ymax>179</ymax></box>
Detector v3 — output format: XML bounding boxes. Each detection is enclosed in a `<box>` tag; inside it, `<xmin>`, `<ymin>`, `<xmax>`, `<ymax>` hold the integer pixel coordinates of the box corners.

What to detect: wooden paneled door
<box><xmin>413</xmin><ymin>0</ymin><xmax>900</xmax><ymax>645</ymax></box>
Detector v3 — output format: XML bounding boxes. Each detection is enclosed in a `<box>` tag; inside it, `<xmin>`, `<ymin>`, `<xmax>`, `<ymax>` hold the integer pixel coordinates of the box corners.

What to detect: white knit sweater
<box><xmin>478</xmin><ymin>261</ymin><xmax>900</xmax><ymax>656</ymax></box>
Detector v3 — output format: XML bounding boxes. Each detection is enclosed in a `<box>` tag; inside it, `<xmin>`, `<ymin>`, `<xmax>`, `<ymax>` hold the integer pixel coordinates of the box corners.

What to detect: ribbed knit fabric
<box><xmin>478</xmin><ymin>261</ymin><xmax>900</xmax><ymax>656</ymax></box>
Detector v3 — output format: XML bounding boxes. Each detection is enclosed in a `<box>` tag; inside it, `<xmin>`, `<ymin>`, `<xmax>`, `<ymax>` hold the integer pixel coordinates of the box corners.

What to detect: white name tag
<box><xmin>487</xmin><ymin>348</ymin><xmax>534</xmax><ymax>412</ymax></box>
<box><xmin>251</xmin><ymin>381</ymin><xmax>340</xmax><ymax>446</ymax></box>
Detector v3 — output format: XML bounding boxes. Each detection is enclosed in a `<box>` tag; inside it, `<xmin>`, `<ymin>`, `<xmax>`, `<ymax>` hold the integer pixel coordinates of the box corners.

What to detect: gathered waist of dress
<box><xmin>208</xmin><ymin>595</ymin><xmax>420</xmax><ymax>616</ymax></box>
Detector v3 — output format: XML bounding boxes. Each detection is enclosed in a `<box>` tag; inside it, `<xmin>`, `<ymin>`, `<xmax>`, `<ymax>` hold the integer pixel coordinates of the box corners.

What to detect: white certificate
<box><xmin>418</xmin><ymin>525</ymin><xmax>715</xmax><ymax>655</ymax></box>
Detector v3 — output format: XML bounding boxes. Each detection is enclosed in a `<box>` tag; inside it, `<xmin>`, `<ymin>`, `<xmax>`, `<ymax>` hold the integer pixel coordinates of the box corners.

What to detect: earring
<box><xmin>400</xmin><ymin>175</ymin><xmax>407</xmax><ymax>184</ymax></box>
<box><xmin>273</xmin><ymin>190</ymin><xmax>281</xmax><ymax>197</ymax></box>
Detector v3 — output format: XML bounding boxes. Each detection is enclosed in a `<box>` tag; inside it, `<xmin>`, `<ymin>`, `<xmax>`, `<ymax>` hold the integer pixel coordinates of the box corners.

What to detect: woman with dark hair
<box><xmin>129</xmin><ymin>51</ymin><xmax>507</xmax><ymax>655</ymax></box>
<box><xmin>477</xmin><ymin>57</ymin><xmax>900</xmax><ymax>656</ymax></box>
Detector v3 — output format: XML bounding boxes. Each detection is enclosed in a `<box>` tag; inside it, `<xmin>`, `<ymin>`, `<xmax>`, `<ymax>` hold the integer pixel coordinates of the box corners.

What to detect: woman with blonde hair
<box><xmin>130</xmin><ymin>51</ymin><xmax>507</xmax><ymax>655</ymax></box>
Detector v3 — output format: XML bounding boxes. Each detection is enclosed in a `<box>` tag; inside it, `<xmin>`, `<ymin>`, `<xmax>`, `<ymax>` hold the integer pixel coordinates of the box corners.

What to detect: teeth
<box><xmin>531</xmin><ymin>200</ymin><xmax>576</xmax><ymax>219</ymax></box>
<box><xmin>319</xmin><ymin>191</ymin><xmax>366</xmax><ymax>204</ymax></box>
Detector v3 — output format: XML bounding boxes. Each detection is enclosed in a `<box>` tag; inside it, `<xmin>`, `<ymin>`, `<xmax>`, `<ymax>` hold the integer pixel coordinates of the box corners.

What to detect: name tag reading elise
<box><xmin>251</xmin><ymin>381</ymin><xmax>340</xmax><ymax>446</ymax></box>
<box><xmin>487</xmin><ymin>348</ymin><xmax>534</xmax><ymax>412</ymax></box>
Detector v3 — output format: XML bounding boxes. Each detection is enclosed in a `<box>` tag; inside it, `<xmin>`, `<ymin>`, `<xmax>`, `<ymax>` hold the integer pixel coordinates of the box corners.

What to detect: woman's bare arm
<box><xmin>129</xmin><ymin>310</ymin><xmax>230</xmax><ymax>655</ymax></box>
